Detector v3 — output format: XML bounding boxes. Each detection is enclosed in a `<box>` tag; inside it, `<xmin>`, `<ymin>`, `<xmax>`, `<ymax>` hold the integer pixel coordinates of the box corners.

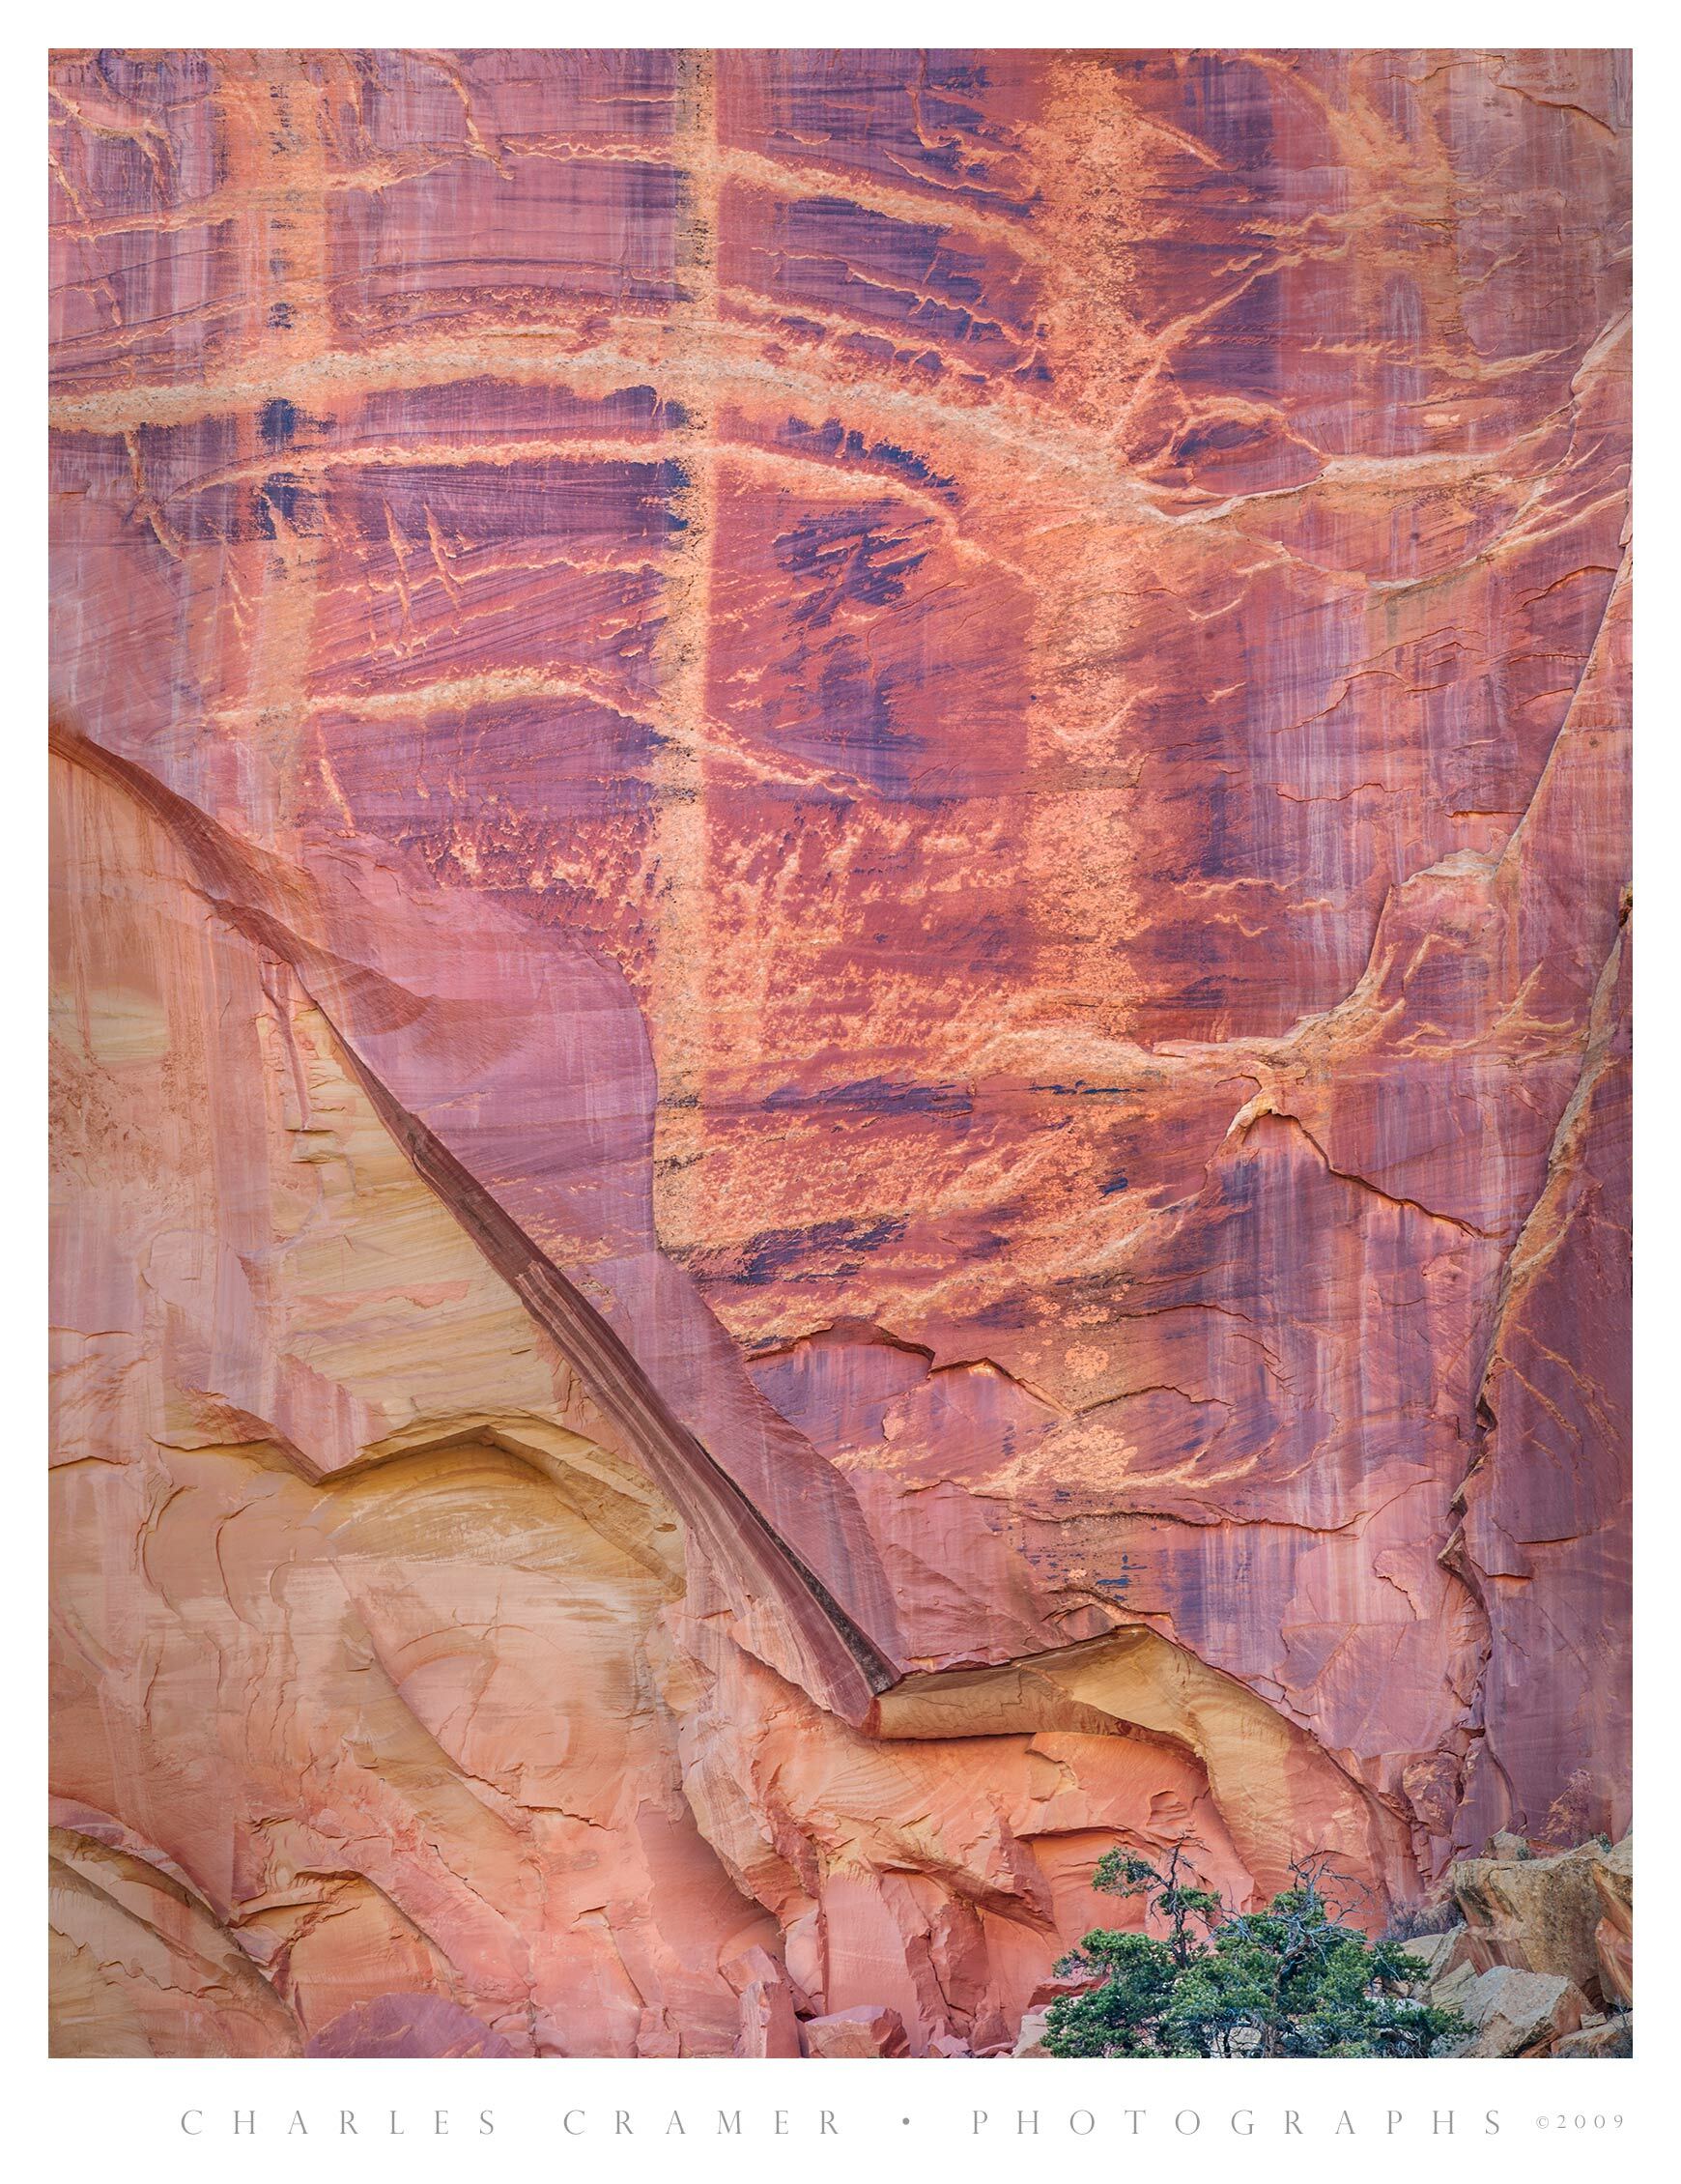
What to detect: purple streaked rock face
<box><xmin>305</xmin><ymin>1995</ymin><xmax>519</xmax><ymax>2059</ymax></box>
<box><xmin>50</xmin><ymin>47</ymin><xmax>1630</xmax><ymax>2057</ymax></box>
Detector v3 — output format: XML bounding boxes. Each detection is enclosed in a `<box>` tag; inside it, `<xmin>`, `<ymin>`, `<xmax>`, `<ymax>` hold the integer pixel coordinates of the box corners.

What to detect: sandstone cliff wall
<box><xmin>49</xmin><ymin>47</ymin><xmax>1631</xmax><ymax>2057</ymax></box>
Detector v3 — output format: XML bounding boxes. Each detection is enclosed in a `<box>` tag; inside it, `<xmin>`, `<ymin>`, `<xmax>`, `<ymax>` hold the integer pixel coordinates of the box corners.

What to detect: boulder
<box><xmin>736</xmin><ymin>1982</ymin><xmax>801</xmax><ymax>2058</ymax></box>
<box><xmin>725</xmin><ymin>1944</ymin><xmax>806</xmax><ymax>2055</ymax></box>
<box><xmin>1450</xmin><ymin>1838</ymin><xmax>1629</xmax><ymax>2002</ymax></box>
<box><xmin>1592</xmin><ymin>1834</ymin><xmax>1633</xmax><ymax>2006</ymax></box>
<box><xmin>1013</xmin><ymin>2006</ymin><xmax>1053</xmax><ymax>2057</ymax></box>
<box><xmin>1451</xmin><ymin>1967</ymin><xmax>1587</xmax><ymax>2057</ymax></box>
<box><xmin>1408</xmin><ymin>1924</ymin><xmax>1493</xmax><ymax>1985</ymax></box>
<box><xmin>733</xmin><ymin>1976</ymin><xmax>802</xmax><ymax>2059</ymax></box>
<box><xmin>1024</xmin><ymin>1970</ymin><xmax>1096</xmax><ymax>2010</ymax></box>
<box><xmin>967</xmin><ymin>2007</ymin><xmax>1014</xmax><ymax>2057</ymax></box>
<box><xmin>801</xmin><ymin>2006</ymin><xmax>911</xmax><ymax>2059</ymax></box>
<box><xmin>1596</xmin><ymin>1921</ymin><xmax>1633</xmax><ymax>2010</ymax></box>
<box><xmin>1553</xmin><ymin>2013</ymin><xmax>1633</xmax><ymax>2058</ymax></box>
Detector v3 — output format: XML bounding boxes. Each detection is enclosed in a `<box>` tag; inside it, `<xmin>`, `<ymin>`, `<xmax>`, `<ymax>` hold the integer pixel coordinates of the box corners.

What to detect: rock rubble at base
<box><xmin>1416</xmin><ymin>1831</ymin><xmax>1634</xmax><ymax>2058</ymax></box>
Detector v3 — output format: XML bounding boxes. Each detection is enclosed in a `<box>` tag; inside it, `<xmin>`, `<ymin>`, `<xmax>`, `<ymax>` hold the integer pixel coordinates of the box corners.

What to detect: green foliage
<box><xmin>1044</xmin><ymin>1850</ymin><xmax>1472</xmax><ymax>2059</ymax></box>
<box><xmin>1087</xmin><ymin>1845</ymin><xmax>1222</xmax><ymax>1968</ymax></box>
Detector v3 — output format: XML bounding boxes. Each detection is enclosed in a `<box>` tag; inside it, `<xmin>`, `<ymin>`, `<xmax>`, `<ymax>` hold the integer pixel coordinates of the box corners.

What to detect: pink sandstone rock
<box><xmin>801</xmin><ymin>2006</ymin><xmax>911</xmax><ymax>2059</ymax></box>
<box><xmin>726</xmin><ymin>1945</ymin><xmax>805</xmax><ymax>2058</ymax></box>
<box><xmin>304</xmin><ymin>1995</ymin><xmax>518</xmax><ymax>2058</ymax></box>
<box><xmin>1553</xmin><ymin>2015</ymin><xmax>1633</xmax><ymax>2058</ymax></box>
<box><xmin>1593</xmin><ymin>1837</ymin><xmax>1635</xmax><ymax>2007</ymax></box>
<box><xmin>49</xmin><ymin>46</ymin><xmax>1631</xmax><ymax>2057</ymax></box>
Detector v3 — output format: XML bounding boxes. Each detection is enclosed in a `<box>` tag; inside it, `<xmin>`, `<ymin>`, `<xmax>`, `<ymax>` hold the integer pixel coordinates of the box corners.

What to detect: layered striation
<box><xmin>49</xmin><ymin>47</ymin><xmax>1631</xmax><ymax>2056</ymax></box>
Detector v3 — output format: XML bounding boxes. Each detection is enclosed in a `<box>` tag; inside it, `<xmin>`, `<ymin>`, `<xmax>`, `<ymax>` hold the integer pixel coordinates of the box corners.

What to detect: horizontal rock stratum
<box><xmin>48</xmin><ymin>46</ymin><xmax>1631</xmax><ymax>2057</ymax></box>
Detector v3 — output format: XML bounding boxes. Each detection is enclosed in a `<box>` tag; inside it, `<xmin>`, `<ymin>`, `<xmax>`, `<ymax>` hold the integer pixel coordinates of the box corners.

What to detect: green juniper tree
<box><xmin>1043</xmin><ymin>1847</ymin><xmax>1470</xmax><ymax>2059</ymax></box>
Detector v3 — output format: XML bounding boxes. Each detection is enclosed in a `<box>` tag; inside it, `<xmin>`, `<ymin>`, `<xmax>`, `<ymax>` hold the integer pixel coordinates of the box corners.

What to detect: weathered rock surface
<box><xmin>1410</xmin><ymin>1833</ymin><xmax>1635</xmax><ymax>2052</ymax></box>
<box><xmin>1553</xmin><ymin>2015</ymin><xmax>1633</xmax><ymax>2058</ymax></box>
<box><xmin>1449</xmin><ymin>1835</ymin><xmax>1633</xmax><ymax>2005</ymax></box>
<box><xmin>1406</xmin><ymin>1925</ymin><xmax>1491</xmax><ymax>1987</ymax></box>
<box><xmin>304</xmin><ymin>1995</ymin><xmax>518</xmax><ymax>2059</ymax></box>
<box><xmin>727</xmin><ymin>1945</ymin><xmax>805</xmax><ymax>2058</ymax></box>
<box><xmin>49</xmin><ymin>1823</ymin><xmax>303</xmax><ymax>2057</ymax></box>
<box><xmin>1443</xmin><ymin>1967</ymin><xmax>1588</xmax><ymax>2059</ymax></box>
<box><xmin>1593</xmin><ymin>1835</ymin><xmax>1635</xmax><ymax>2007</ymax></box>
<box><xmin>1012</xmin><ymin>2007</ymin><xmax>1054</xmax><ymax>2059</ymax></box>
<box><xmin>50</xmin><ymin>47</ymin><xmax>1631</xmax><ymax>2056</ymax></box>
<box><xmin>801</xmin><ymin>2006</ymin><xmax>910</xmax><ymax>2059</ymax></box>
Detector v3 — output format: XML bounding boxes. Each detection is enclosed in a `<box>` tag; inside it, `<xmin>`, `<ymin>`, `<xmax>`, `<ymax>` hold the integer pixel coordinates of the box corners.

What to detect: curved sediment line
<box><xmin>877</xmin><ymin>1624</ymin><xmax>1423</xmax><ymax>1913</ymax></box>
<box><xmin>49</xmin><ymin>719</ymin><xmax>1444</xmax><ymax>1922</ymax></box>
<box><xmin>49</xmin><ymin>718</ymin><xmax>897</xmax><ymax>1722</ymax></box>
<box><xmin>48</xmin><ymin>715</ymin><xmax>1481</xmax><ymax>1896</ymax></box>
